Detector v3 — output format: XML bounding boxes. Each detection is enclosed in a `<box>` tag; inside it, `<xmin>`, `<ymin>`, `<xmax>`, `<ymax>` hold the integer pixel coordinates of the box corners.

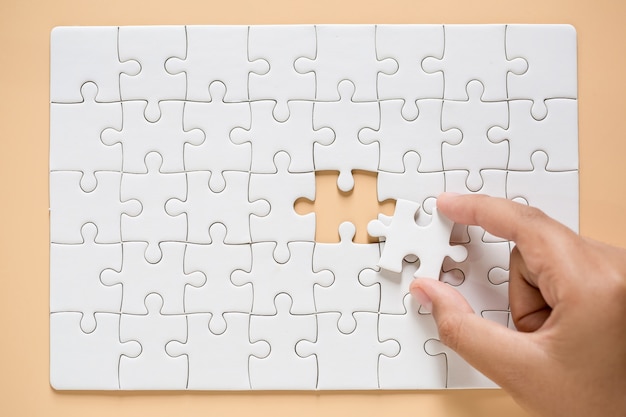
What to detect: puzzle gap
<box><xmin>294</xmin><ymin>170</ymin><xmax>395</xmax><ymax>243</ymax></box>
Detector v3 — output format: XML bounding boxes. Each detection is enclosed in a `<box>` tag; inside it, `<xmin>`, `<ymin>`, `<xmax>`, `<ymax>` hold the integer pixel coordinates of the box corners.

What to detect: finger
<box><xmin>410</xmin><ymin>278</ymin><xmax>544</xmax><ymax>390</ymax></box>
<box><xmin>436</xmin><ymin>192</ymin><xmax>574</xmax><ymax>253</ymax></box>
<box><xmin>508</xmin><ymin>246</ymin><xmax>552</xmax><ymax>332</ymax></box>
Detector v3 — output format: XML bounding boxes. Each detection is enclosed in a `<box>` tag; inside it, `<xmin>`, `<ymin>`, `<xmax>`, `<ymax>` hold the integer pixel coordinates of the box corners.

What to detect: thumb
<box><xmin>410</xmin><ymin>278</ymin><xmax>542</xmax><ymax>390</ymax></box>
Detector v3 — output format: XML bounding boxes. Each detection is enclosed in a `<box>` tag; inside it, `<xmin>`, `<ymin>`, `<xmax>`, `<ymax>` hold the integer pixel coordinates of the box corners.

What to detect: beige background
<box><xmin>1</xmin><ymin>0</ymin><xmax>625</xmax><ymax>415</ymax></box>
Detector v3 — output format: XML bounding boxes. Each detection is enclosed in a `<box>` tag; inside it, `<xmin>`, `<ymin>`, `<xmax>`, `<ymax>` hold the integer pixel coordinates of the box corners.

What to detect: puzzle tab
<box><xmin>49</xmin><ymin>24</ymin><xmax>578</xmax><ymax>390</ymax></box>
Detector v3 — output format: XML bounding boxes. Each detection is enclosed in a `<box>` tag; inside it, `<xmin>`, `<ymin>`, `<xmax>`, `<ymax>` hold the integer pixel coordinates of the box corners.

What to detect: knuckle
<box><xmin>517</xmin><ymin>204</ymin><xmax>547</xmax><ymax>223</ymax></box>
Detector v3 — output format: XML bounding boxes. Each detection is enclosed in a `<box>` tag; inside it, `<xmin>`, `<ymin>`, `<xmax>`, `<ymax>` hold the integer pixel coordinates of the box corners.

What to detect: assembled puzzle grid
<box><xmin>49</xmin><ymin>24</ymin><xmax>579</xmax><ymax>390</ymax></box>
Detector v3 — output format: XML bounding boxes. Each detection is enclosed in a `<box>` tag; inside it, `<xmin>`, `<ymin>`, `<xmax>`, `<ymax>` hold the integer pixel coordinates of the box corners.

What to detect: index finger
<box><xmin>436</xmin><ymin>193</ymin><xmax>575</xmax><ymax>252</ymax></box>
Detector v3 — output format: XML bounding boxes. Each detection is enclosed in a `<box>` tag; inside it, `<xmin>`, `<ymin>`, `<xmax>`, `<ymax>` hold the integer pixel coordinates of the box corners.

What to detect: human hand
<box><xmin>410</xmin><ymin>193</ymin><xmax>626</xmax><ymax>417</ymax></box>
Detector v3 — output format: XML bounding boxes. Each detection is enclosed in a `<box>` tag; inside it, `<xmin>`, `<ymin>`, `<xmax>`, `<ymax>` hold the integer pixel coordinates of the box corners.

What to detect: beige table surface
<box><xmin>1</xmin><ymin>0</ymin><xmax>625</xmax><ymax>415</ymax></box>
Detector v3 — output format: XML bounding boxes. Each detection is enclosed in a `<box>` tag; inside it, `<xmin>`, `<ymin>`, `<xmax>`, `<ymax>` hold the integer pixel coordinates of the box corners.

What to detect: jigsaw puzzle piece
<box><xmin>184</xmin><ymin>223</ymin><xmax>253</xmax><ymax>334</ymax></box>
<box><xmin>166</xmin><ymin>313</ymin><xmax>270</xmax><ymax>390</ymax></box>
<box><xmin>120</xmin><ymin>152</ymin><xmax>187</xmax><ymax>262</ymax></box>
<box><xmin>165</xmin><ymin>25</ymin><xmax>269</xmax><ymax>103</ymax></box>
<box><xmin>166</xmin><ymin>170</ymin><xmax>270</xmax><ymax>244</ymax></box>
<box><xmin>249</xmin><ymin>152</ymin><xmax>316</xmax><ymax>262</ymax></box>
<box><xmin>378</xmin><ymin>295</ymin><xmax>446</xmax><ymax>388</ymax></box>
<box><xmin>183</xmin><ymin>81</ymin><xmax>251</xmax><ymax>191</ymax></box>
<box><xmin>249</xmin><ymin>294</ymin><xmax>317</xmax><ymax>389</ymax></box>
<box><xmin>119</xmin><ymin>293</ymin><xmax>187</xmax><ymax>389</ymax></box>
<box><xmin>313</xmin><ymin>80</ymin><xmax>380</xmax><ymax>191</ymax></box>
<box><xmin>424</xmin><ymin>338</ymin><xmax>497</xmax><ymax>388</ymax></box>
<box><xmin>506</xmin><ymin>24</ymin><xmax>577</xmax><ymax>120</ymax></box>
<box><xmin>50</xmin><ymin>26</ymin><xmax>140</xmax><ymax>103</ymax></box>
<box><xmin>368</xmin><ymin>199</ymin><xmax>467</xmax><ymax>278</ymax></box>
<box><xmin>443</xmin><ymin>169</ymin><xmax>507</xmax><ymax>198</ymax></box>
<box><xmin>375</xmin><ymin>24</ymin><xmax>444</xmax><ymax>119</ymax></box>
<box><xmin>118</xmin><ymin>26</ymin><xmax>186</xmax><ymax>122</ymax></box>
<box><xmin>294</xmin><ymin>25</ymin><xmax>397</xmax><ymax>101</ymax></box>
<box><xmin>296</xmin><ymin>312</ymin><xmax>399</xmax><ymax>390</ymax></box>
<box><xmin>422</xmin><ymin>25</ymin><xmax>527</xmax><ymax>101</ymax></box>
<box><xmin>507</xmin><ymin>151</ymin><xmax>579</xmax><ymax>232</ymax></box>
<box><xmin>232</xmin><ymin>242</ymin><xmax>332</xmax><ymax>315</ymax></box>
<box><xmin>359</xmin><ymin>245</ymin><xmax>419</xmax><ymax>314</ymax></box>
<box><xmin>313</xmin><ymin>222</ymin><xmax>380</xmax><ymax>333</ymax></box>
<box><xmin>50</xmin><ymin>312</ymin><xmax>141</xmax><ymax>390</ymax></box>
<box><xmin>248</xmin><ymin>25</ymin><xmax>316</xmax><ymax>121</ymax></box>
<box><xmin>50</xmin><ymin>171</ymin><xmax>141</xmax><ymax>244</ymax></box>
<box><xmin>50</xmin><ymin>82</ymin><xmax>122</xmax><ymax>192</ymax></box>
<box><xmin>442</xmin><ymin>226</ymin><xmax>510</xmax><ymax>313</ymax></box>
<box><xmin>488</xmin><ymin>99</ymin><xmax>578</xmax><ymax>171</ymax></box>
<box><xmin>50</xmin><ymin>223</ymin><xmax>122</xmax><ymax>332</ymax></box>
<box><xmin>376</xmin><ymin>151</ymin><xmax>445</xmax><ymax>206</ymax></box>
<box><xmin>230</xmin><ymin>100</ymin><xmax>334</xmax><ymax>174</ymax></box>
<box><xmin>101</xmin><ymin>242</ymin><xmax>204</xmax><ymax>314</ymax></box>
<box><xmin>101</xmin><ymin>100</ymin><xmax>203</xmax><ymax>174</ymax></box>
<box><xmin>441</xmin><ymin>80</ymin><xmax>509</xmax><ymax>191</ymax></box>
<box><xmin>360</xmin><ymin>99</ymin><xmax>461</xmax><ymax>173</ymax></box>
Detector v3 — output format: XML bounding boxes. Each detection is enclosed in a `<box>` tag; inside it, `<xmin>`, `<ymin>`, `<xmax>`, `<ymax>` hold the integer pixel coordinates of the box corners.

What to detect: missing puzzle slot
<box><xmin>294</xmin><ymin>170</ymin><xmax>395</xmax><ymax>243</ymax></box>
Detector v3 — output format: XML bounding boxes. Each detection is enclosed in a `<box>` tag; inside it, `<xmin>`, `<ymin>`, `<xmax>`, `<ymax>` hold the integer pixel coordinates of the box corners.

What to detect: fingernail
<box><xmin>411</xmin><ymin>286</ymin><xmax>433</xmax><ymax>313</ymax></box>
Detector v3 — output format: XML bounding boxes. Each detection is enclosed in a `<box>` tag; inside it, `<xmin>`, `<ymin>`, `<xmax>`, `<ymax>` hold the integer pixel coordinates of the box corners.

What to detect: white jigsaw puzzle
<box><xmin>49</xmin><ymin>24</ymin><xmax>579</xmax><ymax>390</ymax></box>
